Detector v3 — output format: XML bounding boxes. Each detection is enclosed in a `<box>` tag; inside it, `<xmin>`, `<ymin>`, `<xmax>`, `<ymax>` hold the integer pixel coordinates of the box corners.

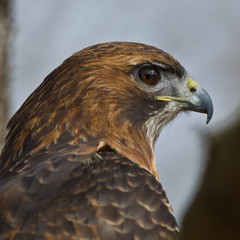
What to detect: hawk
<box><xmin>0</xmin><ymin>42</ymin><xmax>213</xmax><ymax>240</ymax></box>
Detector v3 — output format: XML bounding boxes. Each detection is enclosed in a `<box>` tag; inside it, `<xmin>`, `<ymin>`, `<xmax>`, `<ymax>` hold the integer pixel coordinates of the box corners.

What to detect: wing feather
<box><xmin>0</xmin><ymin>151</ymin><xmax>179</xmax><ymax>240</ymax></box>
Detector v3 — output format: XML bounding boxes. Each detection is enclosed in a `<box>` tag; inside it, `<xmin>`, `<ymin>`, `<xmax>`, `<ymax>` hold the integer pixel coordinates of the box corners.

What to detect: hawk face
<box><xmin>2</xmin><ymin>42</ymin><xmax>213</xmax><ymax>179</ymax></box>
<box><xmin>129</xmin><ymin>62</ymin><xmax>213</xmax><ymax>145</ymax></box>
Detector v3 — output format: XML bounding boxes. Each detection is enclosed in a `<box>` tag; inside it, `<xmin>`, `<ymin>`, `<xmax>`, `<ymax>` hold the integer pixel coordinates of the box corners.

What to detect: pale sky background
<box><xmin>9</xmin><ymin>0</ymin><xmax>240</xmax><ymax>224</ymax></box>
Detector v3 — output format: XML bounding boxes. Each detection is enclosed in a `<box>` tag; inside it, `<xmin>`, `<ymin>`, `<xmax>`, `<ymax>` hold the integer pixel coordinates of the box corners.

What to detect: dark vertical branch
<box><xmin>0</xmin><ymin>0</ymin><xmax>10</xmax><ymax>150</ymax></box>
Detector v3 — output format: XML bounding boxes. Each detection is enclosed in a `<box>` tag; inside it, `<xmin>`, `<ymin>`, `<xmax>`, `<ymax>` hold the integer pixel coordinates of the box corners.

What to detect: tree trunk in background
<box><xmin>181</xmin><ymin>115</ymin><xmax>240</xmax><ymax>240</ymax></box>
<box><xmin>0</xmin><ymin>0</ymin><xmax>10</xmax><ymax>151</ymax></box>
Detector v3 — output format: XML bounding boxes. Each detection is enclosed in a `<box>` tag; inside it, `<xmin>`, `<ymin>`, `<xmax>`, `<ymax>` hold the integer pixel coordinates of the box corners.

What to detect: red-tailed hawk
<box><xmin>0</xmin><ymin>42</ymin><xmax>213</xmax><ymax>240</ymax></box>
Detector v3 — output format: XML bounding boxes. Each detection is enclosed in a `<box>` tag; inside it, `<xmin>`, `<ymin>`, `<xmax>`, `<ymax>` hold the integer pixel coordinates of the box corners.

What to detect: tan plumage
<box><xmin>0</xmin><ymin>42</ymin><xmax>213</xmax><ymax>240</ymax></box>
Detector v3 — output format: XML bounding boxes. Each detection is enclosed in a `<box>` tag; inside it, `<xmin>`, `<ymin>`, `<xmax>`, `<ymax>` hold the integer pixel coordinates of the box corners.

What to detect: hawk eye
<box><xmin>138</xmin><ymin>65</ymin><xmax>160</xmax><ymax>85</ymax></box>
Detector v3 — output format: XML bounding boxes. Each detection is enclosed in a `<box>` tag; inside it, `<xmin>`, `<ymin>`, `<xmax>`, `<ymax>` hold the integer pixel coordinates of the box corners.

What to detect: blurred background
<box><xmin>1</xmin><ymin>0</ymin><xmax>240</xmax><ymax>226</ymax></box>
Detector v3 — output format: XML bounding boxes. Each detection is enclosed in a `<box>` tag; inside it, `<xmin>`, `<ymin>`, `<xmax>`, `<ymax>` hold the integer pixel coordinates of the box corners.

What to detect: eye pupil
<box><xmin>139</xmin><ymin>65</ymin><xmax>160</xmax><ymax>85</ymax></box>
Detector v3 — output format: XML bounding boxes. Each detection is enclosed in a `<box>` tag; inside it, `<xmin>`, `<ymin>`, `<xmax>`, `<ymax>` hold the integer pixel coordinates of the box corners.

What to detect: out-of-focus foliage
<box><xmin>181</xmin><ymin>113</ymin><xmax>240</xmax><ymax>239</ymax></box>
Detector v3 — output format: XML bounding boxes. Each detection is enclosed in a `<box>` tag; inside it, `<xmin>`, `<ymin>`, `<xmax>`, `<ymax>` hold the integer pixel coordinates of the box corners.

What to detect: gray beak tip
<box><xmin>186</xmin><ymin>87</ymin><xmax>213</xmax><ymax>124</ymax></box>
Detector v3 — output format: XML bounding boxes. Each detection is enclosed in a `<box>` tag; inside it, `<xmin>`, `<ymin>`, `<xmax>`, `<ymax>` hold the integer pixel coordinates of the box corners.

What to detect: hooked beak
<box><xmin>156</xmin><ymin>78</ymin><xmax>213</xmax><ymax>124</ymax></box>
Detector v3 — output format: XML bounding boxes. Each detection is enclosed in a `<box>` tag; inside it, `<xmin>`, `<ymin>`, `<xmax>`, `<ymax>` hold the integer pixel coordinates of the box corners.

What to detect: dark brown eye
<box><xmin>138</xmin><ymin>65</ymin><xmax>160</xmax><ymax>85</ymax></box>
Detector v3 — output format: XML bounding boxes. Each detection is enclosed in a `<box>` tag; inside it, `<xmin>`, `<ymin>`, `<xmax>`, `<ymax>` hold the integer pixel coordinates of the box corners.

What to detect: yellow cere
<box><xmin>187</xmin><ymin>77</ymin><xmax>199</xmax><ymax>91</ymax></box>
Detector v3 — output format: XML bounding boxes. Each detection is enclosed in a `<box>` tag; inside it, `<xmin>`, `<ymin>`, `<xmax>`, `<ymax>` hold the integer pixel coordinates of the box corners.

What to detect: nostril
<box><xmin>190</xmin><ymin>87</ymin><xmax>197</xmax><ymax>93</ymax></box>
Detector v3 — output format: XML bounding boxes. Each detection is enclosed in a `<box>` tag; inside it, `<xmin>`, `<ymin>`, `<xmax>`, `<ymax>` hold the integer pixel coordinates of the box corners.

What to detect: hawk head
<box><xmin>1</xmin><ymin>42</ymin><xmax>213</xmax><ymax>179</ymax></box>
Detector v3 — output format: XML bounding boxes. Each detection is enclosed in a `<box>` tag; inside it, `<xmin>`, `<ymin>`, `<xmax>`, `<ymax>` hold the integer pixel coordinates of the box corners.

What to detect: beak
<box><xmin>156</xmin><ymin>78</ymin><xmax>213</xmax><ymax>124</ymax></box>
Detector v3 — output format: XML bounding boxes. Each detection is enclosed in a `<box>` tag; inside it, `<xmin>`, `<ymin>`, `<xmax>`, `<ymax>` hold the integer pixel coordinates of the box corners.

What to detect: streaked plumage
<box><xmin>0</xmin><ymin>42</ymin><xmax>213</xmax><ymax>240</ymax></box>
